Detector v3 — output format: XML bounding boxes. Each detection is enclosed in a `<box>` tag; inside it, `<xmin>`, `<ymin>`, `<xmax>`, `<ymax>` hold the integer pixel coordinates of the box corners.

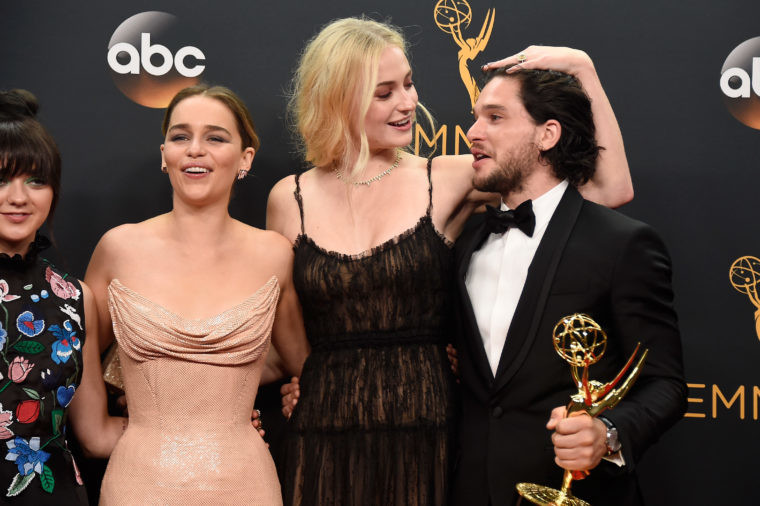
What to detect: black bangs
<box><xmin>0</xmin><ymin>120</ymin><xmax>60</xmax><ymax>182</ymax></box>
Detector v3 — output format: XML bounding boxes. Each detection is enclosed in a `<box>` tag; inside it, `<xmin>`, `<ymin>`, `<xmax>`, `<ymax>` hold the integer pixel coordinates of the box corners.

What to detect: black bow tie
<box><xmin>485</xmin><ymin>200</ymin><xmax>535</xmax><ymax>237</ymax></box>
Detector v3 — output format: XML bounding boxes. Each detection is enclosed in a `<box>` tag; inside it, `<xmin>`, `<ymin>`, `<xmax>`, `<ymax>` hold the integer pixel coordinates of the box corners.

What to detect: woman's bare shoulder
<box><xmin>92</xmin><ymin>216</ymin><xmax>168</xmax><ymax>260</ymax></box>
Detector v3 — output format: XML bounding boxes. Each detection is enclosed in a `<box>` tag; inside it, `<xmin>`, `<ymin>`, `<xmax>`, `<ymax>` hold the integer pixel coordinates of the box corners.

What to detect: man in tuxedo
<box><xmin>450</xmin><ymin>66</ymin><xmax>686</xmax><ymax>505</ymax></box>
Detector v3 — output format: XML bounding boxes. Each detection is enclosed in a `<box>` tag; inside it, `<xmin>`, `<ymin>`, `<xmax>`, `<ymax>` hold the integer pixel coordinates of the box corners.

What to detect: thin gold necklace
<box><xmin>334</xmin><ymin>150</ymin><xmax>401</xmax><ymax>187</ymax></box>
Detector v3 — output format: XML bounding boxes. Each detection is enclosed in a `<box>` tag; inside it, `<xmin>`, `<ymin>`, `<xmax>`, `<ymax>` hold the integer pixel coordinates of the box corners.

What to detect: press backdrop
<box><xmin>2</xmin><ymin>1</ymin><xmax>759</xmax><ymax>504</ymax></box>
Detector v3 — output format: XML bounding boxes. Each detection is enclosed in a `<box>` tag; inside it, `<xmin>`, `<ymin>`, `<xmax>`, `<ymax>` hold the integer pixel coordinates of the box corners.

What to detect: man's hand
<box><xmin>281</xmin><ymin>376</ymin><xmax>300</xmax><ymax>419</ymax></box>
<box><xmin>547</xmin><ymin>406</ymin><xmax>607</xmax><ymax>471</ymax></box>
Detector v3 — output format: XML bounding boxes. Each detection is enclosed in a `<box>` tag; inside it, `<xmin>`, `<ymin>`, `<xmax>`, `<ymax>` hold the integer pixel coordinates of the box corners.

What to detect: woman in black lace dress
<box><xmin>0</xmin><ymin>90</ymin><xmax>124</xmax><ymax>504</ymax></box>
<box><xmin>267</xmin><ymin>18</ymin><xmax>633</xmax><ymax>505</ymax></box>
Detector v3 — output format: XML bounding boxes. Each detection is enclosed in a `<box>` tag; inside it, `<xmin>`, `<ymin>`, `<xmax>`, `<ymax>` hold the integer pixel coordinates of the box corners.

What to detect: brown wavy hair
<box><xmin>162</xmin><ymin>84</ymin><xmax>260</xmax><ymax>152</ymax></box>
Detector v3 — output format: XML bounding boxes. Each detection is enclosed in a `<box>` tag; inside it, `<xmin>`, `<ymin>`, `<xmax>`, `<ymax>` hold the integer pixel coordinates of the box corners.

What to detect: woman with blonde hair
<box><xmin>85</xmin><ymin>84</ymin><xmax>309</xmax><ymax>504</ymax></box>
<box><xmin>267</xmin><ymin>17</ymin><xmax>632</xmax><ymax>505</ymax></box>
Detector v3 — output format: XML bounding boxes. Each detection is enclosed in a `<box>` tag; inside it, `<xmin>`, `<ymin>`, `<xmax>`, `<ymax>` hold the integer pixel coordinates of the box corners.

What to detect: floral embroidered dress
<box><xmin>0</xmin><ymin>236</ymin><xmax>87</xmax><ymax>504</ymax></box>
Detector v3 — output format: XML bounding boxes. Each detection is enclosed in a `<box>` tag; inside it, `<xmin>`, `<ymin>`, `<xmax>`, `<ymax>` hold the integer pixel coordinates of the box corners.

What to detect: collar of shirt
<box><xmin>465</xmin><ymin>179</ymin><xmax>569</xmax><ymax>376</ymax></box>
<box><xmin>500</xmin><ymin>179</ymin><xmax>569</xmax><ymax>239</ymax></box>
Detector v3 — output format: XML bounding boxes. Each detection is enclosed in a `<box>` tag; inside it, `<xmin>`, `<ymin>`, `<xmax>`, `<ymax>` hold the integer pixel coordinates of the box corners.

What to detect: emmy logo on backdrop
<box><xmin>516</xmin><ymin>314</ymin><xmax>648</xmax><ymax>506</ymax></box>
<box><xmin>434</xmin><ymin>0</ymin><xmax>495</xmax><ymax>109</ymax></box>
<box><xmin>729</xmin><ymin>255</ymin><xmax>760</xmax><ymax>341</ymax></box>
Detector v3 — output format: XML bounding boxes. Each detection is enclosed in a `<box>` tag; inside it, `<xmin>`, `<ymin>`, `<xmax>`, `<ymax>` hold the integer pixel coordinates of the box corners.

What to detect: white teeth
<box><xmin>183</xmin><ymin>167</ymin><xmax>209</xmax><ymax>173</ymax></box>
<box><xmin>389</xmin><ymin>119</ymin><xmax>410</xmax><ymax>127</ymax></box>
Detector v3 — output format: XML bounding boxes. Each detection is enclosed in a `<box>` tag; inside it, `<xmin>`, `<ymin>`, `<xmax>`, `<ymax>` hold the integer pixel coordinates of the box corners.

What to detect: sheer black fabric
<box><xmin>282</xmin><ymin>161</ymin><xmax>458</xmax><ymax>506</ymax></box>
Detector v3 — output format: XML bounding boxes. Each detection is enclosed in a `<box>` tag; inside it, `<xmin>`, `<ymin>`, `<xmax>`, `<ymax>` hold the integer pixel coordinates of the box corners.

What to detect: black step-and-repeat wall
<box><xmin>3</xmin><ymin>1</ymin><xmax>759</xmax><ymax>504</ymax></box>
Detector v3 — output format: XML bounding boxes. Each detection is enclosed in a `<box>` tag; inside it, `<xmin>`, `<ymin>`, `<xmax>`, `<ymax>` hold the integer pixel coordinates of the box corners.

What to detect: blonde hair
<box><xmin>288</xmin><ymin>17</ymin><xmax>432</xmax><ymax>177</ymax></box>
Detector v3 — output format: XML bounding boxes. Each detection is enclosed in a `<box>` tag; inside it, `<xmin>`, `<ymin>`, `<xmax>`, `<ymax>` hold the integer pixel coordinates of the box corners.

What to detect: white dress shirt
<box><xmin>465</xmin><ymin>180</ymin><xmax>568</xmax><ymax>376</ymax></box>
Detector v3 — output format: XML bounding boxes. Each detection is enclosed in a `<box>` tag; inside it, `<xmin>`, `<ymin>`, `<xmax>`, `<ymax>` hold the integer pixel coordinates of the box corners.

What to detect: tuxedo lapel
<box><xmin>492</xmin><ymin>186</ymin><xmax>584</xmax><ymax>393</ymax></box>
<box><xmin>455</xmin><ymin>215</ymin><xmax>496</xmax><ymax>386</ymax></box>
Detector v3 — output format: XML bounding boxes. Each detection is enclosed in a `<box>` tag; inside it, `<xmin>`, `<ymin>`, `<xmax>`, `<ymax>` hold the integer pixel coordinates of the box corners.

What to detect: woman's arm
<box><xmin>266</xmin><ymin>174</ymin><xmax>302</xmax><ymax>243</ymax></box>
<box><xmin>83</xmin><ymin>231</ymin><xmax>119</xmax><ymax>354</ymax></box>
<box><xmin>483</xmin><ymin>46</ymin><xmax>633</xmax><ymax>207</ymax></box>
<box><xmin>436</xmin><ymin>47</ymin><xmax>632</xmax><ymax>241</ymax></box>
<box><xmin>68</xmin><ymin>283</ymin><xmax>126</xmax><ymax>458</ymax></box>
<box><xmin>264</xmin><ymin>231</ymin><xmax>310</xmax><ymax>382</ymax></box>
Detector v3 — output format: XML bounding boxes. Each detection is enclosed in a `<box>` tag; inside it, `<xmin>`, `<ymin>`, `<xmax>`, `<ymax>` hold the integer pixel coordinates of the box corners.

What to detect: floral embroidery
<box><xmin>0</xmin><ymin>404</ymin><xmax>12</xmax><ymax>440</ymax></box>
<box><xmin>55</xmin><ymin>386</ymin><xmax>75</xmax><ymax>408</ymax></box>
<box><xmin>14</xmin><ymin>400</ymin><xmax>39</xmax><ymax>424</ymax></box>
<box><xmin>40</xmin><ymin>368</ymin><xmax>63</xmax><ymax>391</ymax></box>
<box><xmin>48</xmin><ymin>321</ymin><xmax>80</xmax><ymax>365</ymax></box>
<box><xmin>59</xmin><ymin>304</ymin><xmax>82</xmax><ymax>330</ymax></box>
<box><xmin>5</xmin><ymin>437</ymin><xmax>50</xmax><ymax>476</ymax></box>
<box><xmin>16</xmin><ymin>311</ymin><xmax>45</xmax><ymax>338</ymax></box>
<box><xmin>45</xmin><ymin>267</ymin><xmax>80</xmax><ymax>301</ymax></box>
<box><xmin>5</xmin><ymin>436</ymin><xmax>55</xmax><ymax>496</ymax></box>
<box><xmin>0</xmin><ymin>281</ymin><xmax>20</xmax><ymax>303</ymax></box>
<box><xmin>8</xmin><ymin>356</ymin><xmax>34</xmax><ymax>383</ymax></box>
<box><xmin>1</xmin><ymin>256</ymin><xmax>83</xmax><ymax>498</ymax></box>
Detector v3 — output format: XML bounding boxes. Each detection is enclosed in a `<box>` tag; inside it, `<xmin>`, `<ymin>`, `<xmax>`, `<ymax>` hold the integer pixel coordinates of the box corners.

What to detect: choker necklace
<box><xmin>335</xmin><ymin>150</ymin><xmax>401</xmax><ymax>187</ymax></box>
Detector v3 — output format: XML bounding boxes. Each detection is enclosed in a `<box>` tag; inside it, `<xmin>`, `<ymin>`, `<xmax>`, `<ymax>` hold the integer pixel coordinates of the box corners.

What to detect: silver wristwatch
<box><xmin>600</xmin><ymin>416</ymin><xmax>621</xmax><ymax>455</ymax></box>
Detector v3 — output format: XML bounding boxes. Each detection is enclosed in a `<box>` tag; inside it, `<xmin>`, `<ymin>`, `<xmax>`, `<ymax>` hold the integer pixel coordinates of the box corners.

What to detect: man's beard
<box><xmin>472</xmin><ymin>144</ymin><xmax>537</xmax><ymax>195</ymax></box>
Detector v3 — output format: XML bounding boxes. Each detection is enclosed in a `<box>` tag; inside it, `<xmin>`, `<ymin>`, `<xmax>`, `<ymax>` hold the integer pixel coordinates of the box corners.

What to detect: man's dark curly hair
<box><xmin>482</xmin><ymin>66</ymin><xmax>602</xmax><ymax>186</ymax></box>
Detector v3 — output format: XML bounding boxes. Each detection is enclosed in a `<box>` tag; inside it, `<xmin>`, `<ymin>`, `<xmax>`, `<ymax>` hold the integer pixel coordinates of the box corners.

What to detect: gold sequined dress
<box><xmin>99</xmin><ymin>277</ymin><xmax>282</xmax><ymax>506</ymax></box>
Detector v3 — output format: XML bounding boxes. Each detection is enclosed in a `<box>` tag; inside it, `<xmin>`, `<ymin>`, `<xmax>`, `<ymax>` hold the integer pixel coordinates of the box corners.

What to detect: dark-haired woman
<box><xmin>84</xmin><ymin>84</ymin><xmax>309</xmax><ymax>505</ymax></box>
<box><xmin>0</xmin><ymin>89</ymin><xmax>124</xmax><ymax>504</ymax></box>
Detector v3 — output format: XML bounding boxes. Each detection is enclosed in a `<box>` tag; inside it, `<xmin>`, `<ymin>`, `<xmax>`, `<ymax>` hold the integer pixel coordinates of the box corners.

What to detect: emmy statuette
<box><xmin>516</xmin><ymin>313</ymin><xmax>648</xmax><ymax>506</ymax></box>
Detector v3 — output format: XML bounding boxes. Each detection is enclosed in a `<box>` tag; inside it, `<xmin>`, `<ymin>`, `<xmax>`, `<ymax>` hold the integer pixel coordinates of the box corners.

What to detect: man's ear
<box><xmin>538</xmin><ymin>119</ymin><xmax>561</xmax><ymax>151</ymax></box>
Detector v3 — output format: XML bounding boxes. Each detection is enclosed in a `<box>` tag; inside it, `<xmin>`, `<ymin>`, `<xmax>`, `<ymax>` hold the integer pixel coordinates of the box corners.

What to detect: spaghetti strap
<box><xmin>293</xmin><ymin>173</ymin><xmax>305</xmax><ymax>235</ymax></box>
<box><xmin>426</xmin><ymin>158</ymin><xmax>433</xmax><ymax>216</ymax></box>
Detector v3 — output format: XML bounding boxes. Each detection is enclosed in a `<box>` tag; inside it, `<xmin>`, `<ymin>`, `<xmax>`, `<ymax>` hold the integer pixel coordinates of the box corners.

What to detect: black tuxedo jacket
<box><xmin>450</xmin><ymin>186</ymin><xmax>686</xmax><ymax>506</ymax></box>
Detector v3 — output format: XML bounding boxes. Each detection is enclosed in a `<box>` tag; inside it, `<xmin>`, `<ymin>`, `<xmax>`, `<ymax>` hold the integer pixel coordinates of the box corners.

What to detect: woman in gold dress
<box><xmin>85</xmin><ymin>85</ymin><xmax>309</xmax><ymax>505</ymax></box>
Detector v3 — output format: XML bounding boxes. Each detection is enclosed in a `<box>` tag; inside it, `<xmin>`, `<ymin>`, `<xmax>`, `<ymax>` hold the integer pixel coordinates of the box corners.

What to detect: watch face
<box><xmin>606</xmin><ymin>426</ymin><xmax>621</xmax><ymax>453</ymax></box>
<box><xmin>601</xmin><ymin>417</ymin><xmax>621</xmax><ymax>454</ymax></box>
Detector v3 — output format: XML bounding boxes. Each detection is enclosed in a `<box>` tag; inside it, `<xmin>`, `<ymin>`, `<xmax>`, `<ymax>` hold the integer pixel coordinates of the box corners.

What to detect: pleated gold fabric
<box><xmin>99</xmin><ymin>277</ymin><xmax>282</xmax><ymax>506</ymax></box>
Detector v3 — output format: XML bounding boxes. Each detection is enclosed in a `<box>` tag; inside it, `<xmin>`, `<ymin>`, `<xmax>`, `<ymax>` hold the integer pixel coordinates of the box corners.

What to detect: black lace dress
<box><xmin>281</xmin><ymin>161</ymin><xmax>458</xmax><ymax>506</ymax></box>
<box><xmin>0</xmin><ymin>236</ymin><xmax>87</xmax><ymax>504</ymax></box>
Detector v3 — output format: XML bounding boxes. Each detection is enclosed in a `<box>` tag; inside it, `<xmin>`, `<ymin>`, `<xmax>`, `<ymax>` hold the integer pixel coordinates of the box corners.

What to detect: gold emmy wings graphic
<box><xmin>434</xmin><ymin>0</ymin><xmax>495</xmax><ymax>109</ymax></box>
<box><xmin>516</xmin><ymin>314</ymin><xmax>648</xmax><ymax>506</ymax></box>
<box><xmin>729</xmin><ymin>255</ymin><xmax>760</xmax><ymax>340</ymax></box>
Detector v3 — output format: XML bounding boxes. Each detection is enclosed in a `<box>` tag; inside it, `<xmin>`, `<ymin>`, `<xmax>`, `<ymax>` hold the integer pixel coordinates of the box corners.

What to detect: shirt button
<box><xmin>492</xmin><ymin>406</ymin><xmax>503</xmax><ymax>418</ymax></box>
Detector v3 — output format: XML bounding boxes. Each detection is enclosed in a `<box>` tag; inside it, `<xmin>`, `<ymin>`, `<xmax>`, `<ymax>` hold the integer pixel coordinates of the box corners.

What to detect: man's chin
<box><xmin>472</xmin><ymin>174</ymin><xmax>499</xmax><ymax>194</ymax></box>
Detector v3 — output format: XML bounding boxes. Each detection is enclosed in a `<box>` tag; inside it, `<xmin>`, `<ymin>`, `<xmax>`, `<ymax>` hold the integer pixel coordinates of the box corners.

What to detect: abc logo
<box><xmin>720</xmin><ymin>36</ymin><xmax>760</xmax><ymax>129</ymax></box>
<box><xmin>107</xmin><ymin>11</ymin><xmax>205</xmax><ymax>108</ymax></box>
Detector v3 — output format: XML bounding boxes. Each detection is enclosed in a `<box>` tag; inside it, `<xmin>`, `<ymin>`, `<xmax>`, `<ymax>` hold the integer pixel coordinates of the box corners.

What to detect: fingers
<box><xmin>446</xmin><ymin>344</ymin><xmax>459</xmax><ymax>377</ymax></box>
<box><xmin>550</xmin><ymin>414</ymin><xmax>606</xmax><ymax>471</ymax></box>
<box><xmin>281</xmin><ymin>376</ymin><xmax>300</xmax><ymax>420</ymax></box>
<box><xmin>279</xmin><ymin>376</ymin><xmax>299</xmax><ymax>395</ymax></box>
<box><xmin>251</xmin><ymin>408</ymin><xmax>262</xmax><ymax>428</ymax></box>
<box><xmin>250</xmin><ymin>408</ymin><xmax>267</xmax><ymax>444</ymax></box>
<box><xmin>481</xmin><ymin>47</ymin><xmax>528</xmax><ymax>71</ymax></box>
<box><xmin>481</xmin><ymin>46</ymin><xmax>588</xmax><ymax>76</ymax></box>
<box><xmin>545</xmin><ymin>405</ymin><xmax>567</xmax><ymax>430</ymax></box>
